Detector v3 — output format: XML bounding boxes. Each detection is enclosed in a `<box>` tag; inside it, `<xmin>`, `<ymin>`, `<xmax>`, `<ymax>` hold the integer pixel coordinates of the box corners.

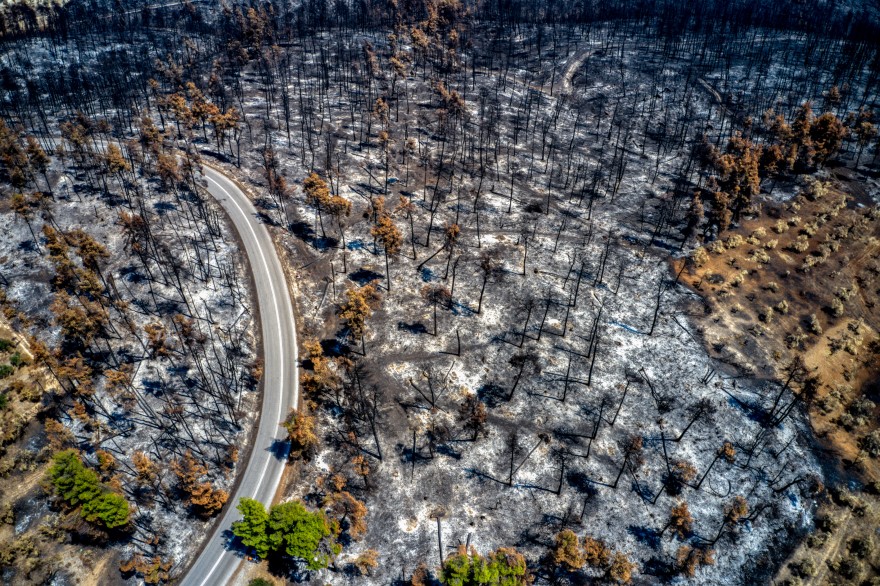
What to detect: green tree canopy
<box><xmin>232</xmin><ymin>497</ymin><xmax>270</xmax><ymax>558</ymax></box>
<box><xmin>441</xmin><ymin>546</ymin><xmax>530</xmax><ymax>586</ymax></box>
<box><xmin>267</xmin><ymin>500</ymin><xmax>333</xmax><ymax>570</ymax></box>
<box><xmin>232</xmin><ymin>498</ymin><xmax>338</xmax><ymax>571</ymax></box>
<box><xmin>48</xmin><ymin>449</ymin><xmax>131</xmax><ymax>529</ymax></box>
<box><xmin>81</xmin><ymin>491</ymin><xmax>131</xmax><ymax>529</ymax></box>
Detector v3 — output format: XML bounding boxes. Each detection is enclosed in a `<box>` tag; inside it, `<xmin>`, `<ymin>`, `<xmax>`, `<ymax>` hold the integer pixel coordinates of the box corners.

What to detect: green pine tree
<box><xmin>440</xmin><ymin>547</ymin><xmax>530</xmax><ymax>586</ymax></box>
<box><xmin>267</xmin><ymin>500</ymin><xmax>333</xmax><ymax>570</ymax></box>
<box><xmin>231</xmin><ymin>498</ymin><xmax>339</xmax><ymax>571</ymax></box>
<box><xmin>49</xmin><ymin>449</ymin><xmax>131</xmax><ymax>530</ymax></box>
<box><xmin>232</xmin><ymin>498</ymin><xmax>270</xmax><ymax>559</ymax></box>
<box><xmin>82</xmin><ymin>492</ymin><xmax>130</xmax><ymax>529</ymax></box>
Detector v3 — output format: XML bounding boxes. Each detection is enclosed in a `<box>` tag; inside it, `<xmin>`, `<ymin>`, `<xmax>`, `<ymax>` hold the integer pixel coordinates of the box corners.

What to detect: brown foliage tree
<box><xmin>372</xmin><ymin>214</ymin><xmax>403</xmax><ymax>290</ymax></box>
<box><xmin>323</xmin><ymin>489</ymin><xmax>368</xmax><ymax>541</ymax></box>
<box><xmin>300</xmin><ymin>339</ymin><xmax>339</xmax><ymax>400</ymax></box>
<box><xmin>551</xmin><ymin>529</ymin><xmax>585</xmax><ymax>572</ymax></box>
<box><xmin>353</xmin><ymin>549</ymin><xmax>380</xmax><ymax>576</ymax></box>
<box><xmin>810</xmin><ymin>112</ymin><xmax>847</xmax><ymax>164</ymax></box>
<box><xmin>339</xmin><ymin>283</ymin><xmax>381</xmax><ymax>352</ymax></box>
<box><xmin>45</xmin><ymin>419</ymin><xmax>75</xmax><ymax>451</ymax></box>
<box><xmin>282</xmin><ymin>408</ymin><xmax>319</xmax><ymax>458</ymax></box>
<box><xmin>119</xmin><ymin>554</ymin><xmax>173</xmax><ymax>584</ymax></box>
<box><xmin>171</xmin><ymin>450</ymin><xmax>228</xmax><ymax>518</ymax></box>
<box><xmin>666</xmin><ymin>459</ymin><xmax>698</xmax><ymax>494</ymax></box>
<box><xmin>675</xmin><ymin>545</ymin><xmax>715</xmax><ymax>577</ymax></box>
<box><xmin>607</xmin><ymin>552</ymin><xmax>636</xmax><ymax>584</ymax></box>
<box><xmin>666</xmin><ymin>501</ymin><xmax>694</xmax><ymax>540</ymax></box>
<box><xmin>133</xmin><ymin>451</ymin><xmax>159</xmax><ymax>484</ymax></box>
<box><xmin>582</xmin><ymin>535</ymin><xmax>611</xmax><ymax>568</ymax></box>
<box><xmin>724</xmin><ymin>496</ymin><xmax>749</xmax><ymax>524</ymax></box>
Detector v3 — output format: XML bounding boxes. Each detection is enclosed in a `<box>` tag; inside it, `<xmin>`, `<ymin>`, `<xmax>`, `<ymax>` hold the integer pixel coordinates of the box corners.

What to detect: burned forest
<box><xmin>1</xmin><ymin>0</ymin><xmax>879</xmax><ymax>585</ymax></box>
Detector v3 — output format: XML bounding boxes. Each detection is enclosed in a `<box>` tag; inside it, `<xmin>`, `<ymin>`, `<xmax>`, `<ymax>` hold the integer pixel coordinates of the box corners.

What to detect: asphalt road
<box><xmin>179</xmin><ymin>165</ymin><xmax>299</xmax><ymax>586</ymax></box>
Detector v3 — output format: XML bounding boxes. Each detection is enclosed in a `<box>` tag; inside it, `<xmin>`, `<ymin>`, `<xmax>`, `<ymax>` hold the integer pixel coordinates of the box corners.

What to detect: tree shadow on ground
<box><xmin>477</xmin><ymin>381</ymin><xmax>507</xmax><ymax>408</ymax></box>
<box><xmin>724</xmin><ymin>394</ymin><xmax>765</xmax><ymax>424</ymax></box>
<box><xmin>314</xmin><ymin>236</ymin><xmax>339</xmax><ymax>250</ymax></box>
<box><xmin>633</xmin><ymin>478</ymin><xmax>657</xmax><ymax>502</ymax></box>
<box><xmin>268</xmin><ymin>438</ymin><xmax>290</xmax><ymax>461</ymax></box>
<box><xmin>349</xmin><ymin>268</ymin><xmax>383</xmax><ymax>285</ymax></box>
<box><xmin>356</xmin><ymin>182</ymin><xmax>385</xmax><ymax>196</ymax></box>
<box><xmin>463</xmin><ymin>467</ymin><xmax>509</xmax><ymax>487</ymax></box>
<box><xmin>319</xmin><ymin>338</ymin><xmax>346</xmax><ymax>358</ymax></box>
<box><xmin>219</xmin><ymin>528</ymin><xmax>249</xmax><ymax>560</ymax></box>
<box><xmin>289</xmin><ymin>220</ymin><xmax>317</xmax><ymax>247</ymax></box>
<box><xmin>120</xmin><ymin>265</ymin><xmax>146</xmax><ymax>283</ymax></box>
<box><xmin>398</xmin><ymin>321</ymin><xmax>428</xmax><ymax>334</ymax></box>
<box><xmin>641</xmin><ymin>556</ymin><xmax>676</xmax><ymax>581</ymax></box>
<box><xmin>435</xmin><ymin>444</ymin><xmax>462</xmax><ymax>459</ymax></box>
<box><xmin>266</xmin><ymin>556</ymin><xmax>313</xmax><ymax>583</ymax></box>
<box><xmin>256</xmin><ymin>211</ymin><xmax>281</xmax><ymax>227</ymax></box>
<box><xmin>141</xmin><ymin>379</ymin><xmax>165</xmax><ymax>397</ymax></box>
<box><xmin>565</xmin><ymin>471</ymin><xmax>599</xmax><ymax>495</ymax></box>
<box><xmin>628</xmin><ymin>524</ymin><xmax>661</xmax><ymax>549</ymax></box>
<box><xmin>17</xmin><ymin>239</ymin><xmax>37</xmax><ymax>253</ymax></box>
<box><xmin>153</xmin><ymin>200</ymin><xmax>177</xmax><ymax>214</ymax></box>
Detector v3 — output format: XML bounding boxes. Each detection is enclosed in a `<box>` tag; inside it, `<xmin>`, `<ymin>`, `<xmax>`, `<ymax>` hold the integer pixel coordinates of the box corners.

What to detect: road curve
<box><xmin>180</xmin><ymin>165</ymin><xmax>299</xmax><ymax>586</ymax></box>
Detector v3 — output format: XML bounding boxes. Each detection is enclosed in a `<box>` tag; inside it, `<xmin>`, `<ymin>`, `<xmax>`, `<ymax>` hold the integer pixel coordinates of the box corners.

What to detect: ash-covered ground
<box><xmin>218</xmin><ymin>24</ymin><xmax>863</xmax><ymax>584</ymax></box>
<box><xmin>4</xmin><ymin>3</ymin><xmax>878</xmax><ymax>582</ymax></box>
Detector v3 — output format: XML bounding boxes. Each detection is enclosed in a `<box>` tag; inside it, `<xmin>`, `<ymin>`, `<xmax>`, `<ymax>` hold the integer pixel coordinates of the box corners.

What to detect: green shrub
<box><xmin>793</xmin><ymin>557</ymin><xmax>817</xmax><ymax>577</ymax></box>
<box><xmin>0</xmin><ymin>339</ymin><xmax>13</xmax><ymax>352</ymax></box>
<box><xmin>751</xmin><ymin>249</ymin><xmax>770</xmax><ymax>264</ymax></box>
<box><xmin>849</xmin><ymin>398</ymin><xmax>876</xmax><ymax>418</ymax></box>
<box><xmin>268</xmin><ymin>500</ymin><xmax>335</xmax><ymax>570</ymax></box>
<box><xmin>807</xmin><ymin>532</ymin><xmax>828</xmax><ymax>548</ymax></box>
<box><xmin>861</xmin><ymin>430</ymin><xmax>880</xmax><ymax>458</ymax></box>
<box><xmin>726</xmin><ymin>235</ymin><xmax>744</xmax><ymax>249</ymax></box>
<box><xmin>691</xmin><ymin>247</ymin><xmax>708</xmax><ymax>266</ymax></box>
<box><xmin>759</xmin><ymin>306</ymin><xmax>774</xmax><ymax>323</ymax></box>
<box><xmin>0</xmin><ymin>365</ymin><xmax>13</xmax><ymax>378</ymax></box>
<box><xmin>232</xmin><ymin>498</ymin><xmax>270</xmax><ymax>559</ymax></box>
<box><xmin>789</xmin><ymin>235</ymin><xmax>810</xmax><ymax>253</ymax></box>
<box><xmin>834</xmin><ymin>556</ymin><xmax>863</xmax><ymax>580</ymax></box>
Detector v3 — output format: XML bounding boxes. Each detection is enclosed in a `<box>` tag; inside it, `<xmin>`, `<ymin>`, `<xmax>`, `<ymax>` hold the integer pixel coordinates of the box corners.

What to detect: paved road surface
<box><xmin>180</xmin><ymin>165</ymin><xmax>299</xmax><ymax>586</ymax></box>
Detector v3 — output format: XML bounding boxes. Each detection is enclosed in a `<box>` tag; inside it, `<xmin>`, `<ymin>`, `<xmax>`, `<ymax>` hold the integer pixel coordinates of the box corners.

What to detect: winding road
<box><xmin>179</xmin><ymin>164</ymin><xmax>299</xmax><ymax>586</ymax></box>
